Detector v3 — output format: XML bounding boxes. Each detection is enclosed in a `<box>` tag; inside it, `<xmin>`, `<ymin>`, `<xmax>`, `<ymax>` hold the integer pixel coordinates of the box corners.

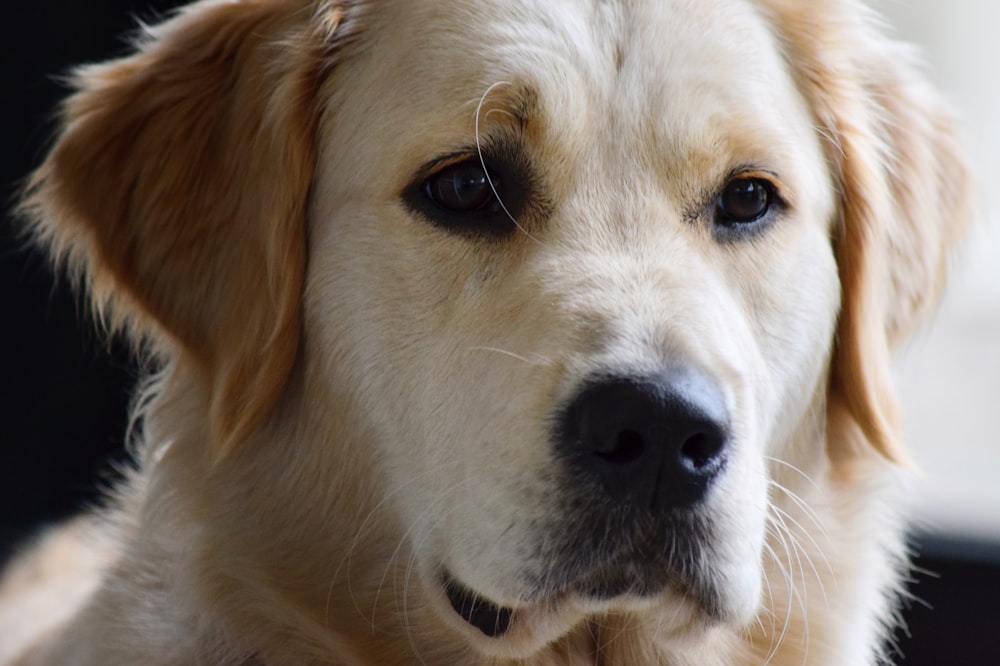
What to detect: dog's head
<box><xmin>25</xmin><ymin>0</ymin><xmax>968</xmax><ymax>658</ymax></box>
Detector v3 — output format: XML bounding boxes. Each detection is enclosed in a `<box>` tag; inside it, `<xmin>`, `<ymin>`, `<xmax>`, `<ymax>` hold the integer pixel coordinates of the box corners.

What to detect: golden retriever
<box><xmin>0</xmin><ymin>0</ymin><xmax>971</xmax><ymax>664</ymax></box>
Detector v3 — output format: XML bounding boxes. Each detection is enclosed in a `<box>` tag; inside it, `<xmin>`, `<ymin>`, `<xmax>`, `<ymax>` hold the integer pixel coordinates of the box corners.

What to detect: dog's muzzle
<box><xmin>442</xmin><ymin>367</ymin><xmax>732</xmax><ymax>636</ymax></box>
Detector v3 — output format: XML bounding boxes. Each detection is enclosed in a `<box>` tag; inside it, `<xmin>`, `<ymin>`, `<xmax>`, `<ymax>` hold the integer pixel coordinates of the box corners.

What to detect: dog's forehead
<box><xmin>371</xmin><ymin>2</ymin><xmax>793</xmax><ymax>122</ymax></box>
<box><xmin>349</xmin><ymin>0</ymin><xmax>816</xmax><ymax>187</ymax></box>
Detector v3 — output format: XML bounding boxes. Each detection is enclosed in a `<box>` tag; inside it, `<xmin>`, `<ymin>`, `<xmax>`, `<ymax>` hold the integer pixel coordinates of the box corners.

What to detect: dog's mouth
<box><xmin>440</xmin><ymin>560</ymin><xmax>692</xmax><ymax>639</ymax></box>
<box><xmin>440</xmin><ymin>542</ymin><xmax>738</xmax><ymax>640</ymax></box>
<box><xmin>443</xmin><ymin>574</ymin><xmax>514</xmax><ymax>637</ymax></box>
<box><xmin>437</xmin><ymin>497</ymin><xmax>749</xmax><ymax>642</ymax></box>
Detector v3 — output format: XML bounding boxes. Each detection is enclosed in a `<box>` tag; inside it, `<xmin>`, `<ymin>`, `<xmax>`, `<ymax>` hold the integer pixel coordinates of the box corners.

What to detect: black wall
<box><xmin>0</xmin><ymin>0</ymin><xmax>184</xmax><ymax>548</ymax></box>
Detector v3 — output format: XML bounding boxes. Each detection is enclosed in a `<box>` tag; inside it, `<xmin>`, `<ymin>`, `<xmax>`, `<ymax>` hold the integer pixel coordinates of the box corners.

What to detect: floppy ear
<box><xmin>23</xmin><ymin>0</ymin><xmax>346</xmax><ymax>458</ymax></box>
<box><xmin>767</xmin><ymin>1</ymin><xmax>972</xmax><ymax>464</ymax></box>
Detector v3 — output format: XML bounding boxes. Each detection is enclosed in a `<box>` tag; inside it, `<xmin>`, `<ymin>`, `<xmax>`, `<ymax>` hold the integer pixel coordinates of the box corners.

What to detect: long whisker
<box><xmin>769</xmin><ymin>522</ymin><xmax>806</xmax><ymax>665</ymax></box>
<box><xmin>325</xmin><ymin>458</ymin><xmax>465</xmax><ymax>629</ymax></box>
<box><xmin>768</xmin><ymin>501</ymin><xmax>834</xmax><ymax>595</ymax></box>
<box><xmin>759</xmin><ymin>538</ymin><xmax>794</xmax><ymax>665</ymax></box>
<box><xmin>768</xmin><ymin>511</ymin><xmax>818</xmax><ymax>626</ymax></box>
<box><xmin>473</xmin><ymin>81</ymin><xmax>538</xmax><ymax>241</ymax></box>
<box><xmin>763</xmin><ymin>456</ymin><xmax>822</xmax><ymax>493</ymax></box>
<box><xmin>466</xmin><ymin>346</ymin><xmax>553</xmax><ymax>366</ymax></box>
<box><xmin>389</xmin><ymin>475</ymin><xmax>479</xmax><ymax>662</ymax></box>
<box><xmin>400</xmin><ymin>548</ymin><xmax>431</xmax><ymax>666</ymax></box>
<box><xmin>767</xmin><ymin>481</ymin><xmax>829</xmax><ymax>540</ymax></box>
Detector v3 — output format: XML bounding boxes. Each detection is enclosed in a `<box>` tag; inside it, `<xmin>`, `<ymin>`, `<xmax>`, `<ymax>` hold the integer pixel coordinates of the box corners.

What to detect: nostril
<box><xmin>680</xmin><ymin>432</ymin><xmax>725</xmax><ymax>471</ymax></box>
<box><xmin>594</xmin><ymin>429</ymin><xmax>645</xmax><ymax>465</ymax></box>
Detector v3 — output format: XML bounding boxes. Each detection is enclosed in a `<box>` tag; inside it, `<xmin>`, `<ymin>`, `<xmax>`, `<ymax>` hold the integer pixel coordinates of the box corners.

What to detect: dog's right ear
<box><xmin>22</xmin><ymin>0</ymin><xmax>352</xmax><ymax>458</ymax></box>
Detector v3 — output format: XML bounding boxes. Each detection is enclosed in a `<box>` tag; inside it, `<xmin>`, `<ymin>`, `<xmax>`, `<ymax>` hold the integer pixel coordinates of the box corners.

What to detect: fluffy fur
<box><xmin>0</xmin><ymin>0</ymin><xmax>970</xmax><ymax>664</ymax></box>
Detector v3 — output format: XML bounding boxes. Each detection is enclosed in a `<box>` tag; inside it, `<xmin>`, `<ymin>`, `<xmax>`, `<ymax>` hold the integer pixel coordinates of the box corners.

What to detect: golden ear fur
<box><xmin>23</xmin><ymin>0</ymin><xmax>346</xmax><ymax>458</ymax></box>
<box><xmin>764</xmin><ymin>0</ymin><xmax>972</xmax><ymax>465</ymax></box>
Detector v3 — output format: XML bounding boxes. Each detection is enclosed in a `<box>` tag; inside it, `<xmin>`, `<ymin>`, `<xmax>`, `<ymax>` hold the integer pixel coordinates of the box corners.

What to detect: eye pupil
<box><xmin>718</xmin><ymin>178</ymin><xmax>772</xmax><ymax>224</ymax></box>
<box><xmin>426</xmin><ymin>162</ymin><xmax>498</xmax><ymax>213</ymax></box>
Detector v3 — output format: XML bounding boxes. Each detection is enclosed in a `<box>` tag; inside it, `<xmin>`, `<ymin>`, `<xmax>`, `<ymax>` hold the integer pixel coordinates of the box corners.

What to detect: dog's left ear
<box><xmin>768</xmin><ymin>1</ymin><xmax>972</xmax><ymax>464</ymax></box>
<box><xmin>23</xmin><ymin>1</ymin><xmax>349</xmax><ymax>458</ymax></box>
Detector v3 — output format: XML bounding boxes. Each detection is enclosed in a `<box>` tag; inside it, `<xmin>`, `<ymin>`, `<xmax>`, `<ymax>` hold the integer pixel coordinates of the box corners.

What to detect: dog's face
<box><xmin>27</xmin><ymin>0</ymin><xmax>968</xmax><ymax>659</ymax></box>
<box><xmin>307</xmin><ymin>0</ymin><xmax>839</xmax><ymax>649</ymax></box>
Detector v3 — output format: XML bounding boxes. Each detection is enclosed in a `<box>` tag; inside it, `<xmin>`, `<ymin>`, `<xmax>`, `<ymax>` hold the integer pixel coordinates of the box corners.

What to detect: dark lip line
<box><xmin>441</xmin><ymin>571</ymin><xmax>514</xmax><ymax>637</ymax></box>
<box><xmin>437</xmin><ymin>554</ymin><xmax>732</xmax><ymax>643</ymax></box>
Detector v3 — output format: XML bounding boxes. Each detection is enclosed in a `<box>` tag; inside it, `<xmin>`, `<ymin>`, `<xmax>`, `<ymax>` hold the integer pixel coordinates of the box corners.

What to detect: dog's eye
<box><xmin>424</xmin><ymin>161</ymin><xmax>500</xmax><ymax>214</ymax></box>
<box><xmin>716</xmin><ymin>177</ymin><xmax>774</xmax><ymax>225</ymax></box>
<box><xmin>404</xmin><ymin>155</ymin><xmax>525</xmax><ymax>237</ymax></box>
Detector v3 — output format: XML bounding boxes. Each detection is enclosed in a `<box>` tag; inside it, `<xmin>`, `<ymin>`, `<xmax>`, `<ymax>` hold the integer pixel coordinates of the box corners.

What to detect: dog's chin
<box><xmin>431</xmin><ymin>572</ymin><xmax>580</xmax><ymax>658</ymax></box>
<box><xmin>569</xmin><ymin>556</ymin><xmax>755</xmax><ymax>624</ymax></box>
<box><xmin>434</xmin><ymin>558</ymin><xmax>750</xmax><ymax>657</ymax></box>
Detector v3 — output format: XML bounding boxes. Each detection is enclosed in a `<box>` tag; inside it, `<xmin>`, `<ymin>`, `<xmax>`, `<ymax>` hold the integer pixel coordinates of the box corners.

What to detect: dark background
<box><xmin>0</xmin><ymin>2</ymin><xmax>997</xmax><ymax>663</ymax></box>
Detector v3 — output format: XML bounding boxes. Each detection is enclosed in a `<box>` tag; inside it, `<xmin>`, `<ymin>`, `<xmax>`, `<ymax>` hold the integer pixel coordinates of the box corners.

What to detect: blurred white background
<box><xmin>872</xmin><ymin>0</ymin><xmax>1000</xmax><ymax>540</ymax></box>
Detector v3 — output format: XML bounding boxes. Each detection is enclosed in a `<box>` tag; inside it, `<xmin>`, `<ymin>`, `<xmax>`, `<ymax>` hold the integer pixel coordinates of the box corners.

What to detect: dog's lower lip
<box><xmin>443</xmin><ymin>575</ymin><xmax>513</xmax><ymax>637</ymax></box>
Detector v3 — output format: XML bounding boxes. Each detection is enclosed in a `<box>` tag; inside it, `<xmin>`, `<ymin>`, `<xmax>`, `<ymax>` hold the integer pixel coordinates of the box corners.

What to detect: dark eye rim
<box><xmin>711</xmin><ymin>172</ymin><xmax>785</xmax><ymax>236</ymax></box>
<box><xmin>402</xmin><ymin>151</ymin><xmax>527</xmax><ymax>238</ymax></box>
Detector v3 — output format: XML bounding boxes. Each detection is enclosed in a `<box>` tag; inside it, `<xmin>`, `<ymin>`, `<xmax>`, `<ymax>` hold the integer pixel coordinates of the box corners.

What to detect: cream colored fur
<box><xmin>0</xmin><ymin>0</ymin><xmax>970</xmax><ymax>664</ymax></box>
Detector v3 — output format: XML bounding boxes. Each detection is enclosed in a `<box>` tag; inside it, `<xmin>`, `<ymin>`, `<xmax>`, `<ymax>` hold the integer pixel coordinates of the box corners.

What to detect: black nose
<box><xmin>556</xmin><ymin>368</ymin><xmax>730</xmax><ymax>512</ymax></box>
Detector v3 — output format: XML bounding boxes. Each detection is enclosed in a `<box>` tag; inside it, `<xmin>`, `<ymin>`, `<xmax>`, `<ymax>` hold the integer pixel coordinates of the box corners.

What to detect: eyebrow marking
<box><xmin>465</xmin><ymin>81</ymin><xmax>539</xmax><ymax>132</ymax></box>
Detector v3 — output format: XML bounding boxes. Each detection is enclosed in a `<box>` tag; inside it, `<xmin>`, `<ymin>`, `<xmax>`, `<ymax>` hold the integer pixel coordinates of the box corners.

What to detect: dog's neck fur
<box><xmin>46</xmin><ymin>360</ymin><xmax>902</xmax><ymax>666</ymax></box>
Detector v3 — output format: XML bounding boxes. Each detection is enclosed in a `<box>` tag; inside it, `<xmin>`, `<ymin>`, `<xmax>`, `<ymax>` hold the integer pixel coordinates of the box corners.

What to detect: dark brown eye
<box><xmin>716</xmin><ymin>178</ymin><xmax>774</xmax><ymax>225</ymax></box>
<box><xmin>424</xmin><ymin>161</ymin><xmax>500</xmax><ymax>213</ymax></box>
<box><xmin>404</xmin><ymin>153</ymin><xmax>526</xmax><ymax>237</ymax></box>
